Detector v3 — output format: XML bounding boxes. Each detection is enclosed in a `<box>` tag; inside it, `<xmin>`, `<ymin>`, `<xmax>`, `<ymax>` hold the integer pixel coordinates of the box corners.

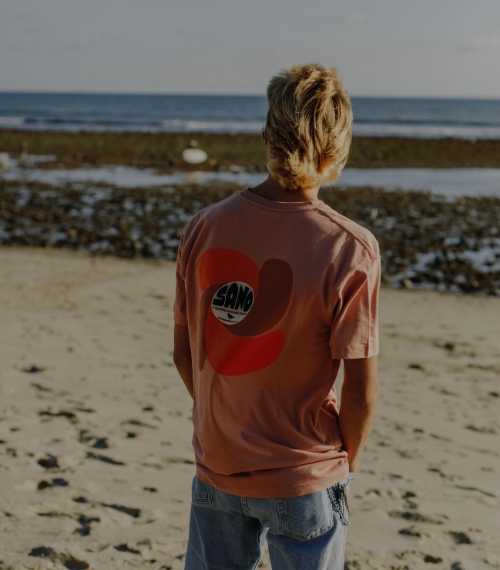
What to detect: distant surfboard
<box><xmin>182</xmin><ymin>148</ymin><xmax>207</xmax><ymax>164</ymax></box>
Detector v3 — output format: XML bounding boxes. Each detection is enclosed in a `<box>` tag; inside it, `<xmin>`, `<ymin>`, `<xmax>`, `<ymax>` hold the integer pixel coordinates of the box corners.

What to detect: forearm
<box><xmin>338</xmin><ymin>393</ymin><xmax>377</xmax><ymax>471</ymax></box>
<box><xmin>338</xmin><ymin>357</ymin><xmax>378</xmax><ymax>472</ymax></box>
<box><xmin>174</xmin><ymin>357</ymin><xmax>194</xmax><ymax>399</ymax></box>
<box><xmin>173</xmin><ymin>323</ymin><xmax>194</xmax><ymax>399</ymax></box>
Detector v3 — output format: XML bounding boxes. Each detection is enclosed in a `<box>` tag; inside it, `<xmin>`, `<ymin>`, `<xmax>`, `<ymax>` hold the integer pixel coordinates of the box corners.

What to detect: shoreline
<box><xmin>3</xmin><ymin>130</ymin><xmax>500</xmax><ymax>169</ymax></box>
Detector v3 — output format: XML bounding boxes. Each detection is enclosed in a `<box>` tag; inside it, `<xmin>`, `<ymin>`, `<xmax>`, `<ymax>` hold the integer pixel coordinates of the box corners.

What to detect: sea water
<box><xmin>1</xmin><ymin>92</ymin><xmax>500</xmax><ymax>139</ymax></box>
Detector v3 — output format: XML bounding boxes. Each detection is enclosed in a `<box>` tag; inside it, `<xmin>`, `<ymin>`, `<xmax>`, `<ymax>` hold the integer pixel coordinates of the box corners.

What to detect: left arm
<box><xmin>173</xmin><ymin>323</ymin><xmax>193</xmax><ymax>399</ymax></box>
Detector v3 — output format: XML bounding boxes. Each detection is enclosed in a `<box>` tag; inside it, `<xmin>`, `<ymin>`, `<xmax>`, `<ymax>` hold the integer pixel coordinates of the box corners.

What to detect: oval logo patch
<box><xmin>211</xmin><ymin>281</ymin><xmax>254</xmax><ymax>325</ymax></box>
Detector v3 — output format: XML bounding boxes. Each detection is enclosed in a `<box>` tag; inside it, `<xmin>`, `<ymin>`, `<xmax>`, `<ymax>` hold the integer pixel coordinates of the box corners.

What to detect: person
<box><xmin>173</xmin><ymin>63</ymin><xmax>380</xmax><ymax>570</ymax></box>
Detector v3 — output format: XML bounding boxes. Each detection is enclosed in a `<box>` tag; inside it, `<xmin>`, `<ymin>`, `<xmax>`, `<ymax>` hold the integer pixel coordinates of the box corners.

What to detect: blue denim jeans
<box><xmin>185</xmin><ymin>474</ymin><xmax>352</xmax><ymax>570</ymax></box>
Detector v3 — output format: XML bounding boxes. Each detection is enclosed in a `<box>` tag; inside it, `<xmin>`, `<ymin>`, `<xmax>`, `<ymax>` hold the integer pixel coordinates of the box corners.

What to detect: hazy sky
<box><xmin>1</xmin><ymin>0</ymin><xmax>500</xmax><ymax>97</ymax></box>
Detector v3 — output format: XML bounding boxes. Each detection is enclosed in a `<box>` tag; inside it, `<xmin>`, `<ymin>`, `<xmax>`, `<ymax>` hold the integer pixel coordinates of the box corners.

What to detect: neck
<box><xmin>249</xmin><ymin>176</ymin><xmax>320</xmax><ymax>203</ymax></box>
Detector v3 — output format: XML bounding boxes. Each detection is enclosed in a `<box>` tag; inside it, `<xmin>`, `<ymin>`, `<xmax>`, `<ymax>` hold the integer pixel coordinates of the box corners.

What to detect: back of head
<box><xmin>266</xmin><ymin>63</ymin><xmax>353</xmax><ymax>192</ymax></box>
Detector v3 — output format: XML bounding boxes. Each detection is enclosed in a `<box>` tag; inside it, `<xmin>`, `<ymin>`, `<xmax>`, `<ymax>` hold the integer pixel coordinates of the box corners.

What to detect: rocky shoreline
<box><xmin>1</xmin><ymin>179</ymin><xmax>499</xmax><ymax>295</ymax></box>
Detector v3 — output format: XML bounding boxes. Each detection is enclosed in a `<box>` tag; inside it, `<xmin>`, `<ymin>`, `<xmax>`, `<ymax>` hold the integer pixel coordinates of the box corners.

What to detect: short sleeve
<box><xmin>329</xmin><ymin>256</ymin><xmax>381</xmax><ymax>360</ymax></box>
<box><xmin>173</xmin><ymin>231</ymin><xmax>188</xmax><ymax>326</ymax></box>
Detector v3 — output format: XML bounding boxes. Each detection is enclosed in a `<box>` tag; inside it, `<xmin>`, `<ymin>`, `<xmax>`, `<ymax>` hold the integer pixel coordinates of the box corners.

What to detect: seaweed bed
<box><xmin>3</xmin><ymin>130</ymin><xmax>500</xmax><ymax>169</ymax></box>
<box><xmin>1</xmin><ymin>179</ymin><xmax>499</xmax><ymax>295</ymax></box>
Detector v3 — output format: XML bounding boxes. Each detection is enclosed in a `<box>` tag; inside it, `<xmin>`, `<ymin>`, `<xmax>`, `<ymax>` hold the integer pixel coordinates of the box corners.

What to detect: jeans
<box><xmin>185</xmin><ymin>474</ymin><xmax>353</xmax><ymax>570</ymax></box>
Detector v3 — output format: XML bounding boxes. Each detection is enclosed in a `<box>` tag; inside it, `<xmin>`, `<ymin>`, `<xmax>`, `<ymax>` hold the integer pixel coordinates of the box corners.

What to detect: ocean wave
<box><xmin>352</xmin><ymin>123</ymin><xmax>500</xmax><ymax>140</ymax></box>
<box><xmin>0</xmin><ymin>116</ymin><xmax>25</xmax><ymax>126</ymax></box>
<box><xmin>159</xmin><ymin>119</ymin><xmax>264</xmax><ymax>133</ymax></box>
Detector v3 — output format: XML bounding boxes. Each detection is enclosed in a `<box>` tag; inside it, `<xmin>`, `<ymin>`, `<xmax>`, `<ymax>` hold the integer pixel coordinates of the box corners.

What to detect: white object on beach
<box><xmin>182</xmin><ymin>139</ymin><xmax>208</xmax><ymax>164</ymax></box>
<box><xmin>182</xmin><ymin>148</ymin><xmax>208</xmax><ymax>165</ymax></box>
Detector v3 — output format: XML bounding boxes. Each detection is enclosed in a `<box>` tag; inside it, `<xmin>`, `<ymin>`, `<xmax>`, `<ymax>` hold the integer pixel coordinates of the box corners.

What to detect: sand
<box><xmin>0</xmin><ymin>247</ymin><xmax>498</xmax><ymax>570</ymax></box>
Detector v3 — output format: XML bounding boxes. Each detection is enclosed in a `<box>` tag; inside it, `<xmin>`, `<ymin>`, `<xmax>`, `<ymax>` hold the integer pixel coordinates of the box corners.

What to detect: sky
<box><xmin>1</xmin><ymin>0</ymin><xmax>500</xmax><ymax>98</ymax></box>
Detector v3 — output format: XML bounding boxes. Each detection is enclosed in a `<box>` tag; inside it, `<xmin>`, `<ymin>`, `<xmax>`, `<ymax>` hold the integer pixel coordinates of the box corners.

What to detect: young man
<box><xmin>174</xmin><ymin>64</ymin><xmax>380</xmax><ymax>570</ymax></box>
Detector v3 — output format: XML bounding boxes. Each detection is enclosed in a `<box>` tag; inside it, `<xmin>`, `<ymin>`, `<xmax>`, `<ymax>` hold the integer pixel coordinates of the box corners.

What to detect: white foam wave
<box><xmin>353</xmin><ymin>123</ymin><xmax>500</xmax><ymax>140</ymax></box>
<box><xmin>159</xmin><ymin>119</ymin><xmax>263</xmax><ymax>133</ymax></box>
<box><xmin>0</xmin><ymin>116</ymin><xmax>25</xmax><ymax>126</ymax></box>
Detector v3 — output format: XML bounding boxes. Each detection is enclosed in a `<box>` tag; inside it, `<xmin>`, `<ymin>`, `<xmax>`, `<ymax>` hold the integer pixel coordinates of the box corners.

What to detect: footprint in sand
<box><xmin>37</xmin><ymin>478</ymin><xmax>69</xmax><ymax>490</ymax></box>
<box><xmin>37</xmin><ymin>455</ymin><xmax>59</xmax><ymax>469</ymax></box>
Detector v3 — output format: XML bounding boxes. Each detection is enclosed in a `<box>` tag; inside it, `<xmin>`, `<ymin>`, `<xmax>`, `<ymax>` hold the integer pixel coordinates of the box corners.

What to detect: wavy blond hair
<box><xmin>266</xmin><ymin>63</ymin><xmax>352</xmax><ymax>191</ymax></box>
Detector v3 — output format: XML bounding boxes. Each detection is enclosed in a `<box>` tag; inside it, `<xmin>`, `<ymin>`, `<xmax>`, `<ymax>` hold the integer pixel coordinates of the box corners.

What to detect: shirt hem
<box><xmin>196</xmin><ymin>462</ymin><xmax>350</xmax><ymax>498</ymax></box>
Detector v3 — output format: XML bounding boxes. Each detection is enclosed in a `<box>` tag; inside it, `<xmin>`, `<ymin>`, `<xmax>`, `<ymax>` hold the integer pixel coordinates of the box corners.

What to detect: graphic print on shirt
<box><xmin>199</xmin><ymin>248</ymin><xmax>293</xmax><ymax>376</ymax></box>
<box><xmin>211</xmin><ymin>281</ymin><xmax>254</xmax><ymax>325</ymax></box>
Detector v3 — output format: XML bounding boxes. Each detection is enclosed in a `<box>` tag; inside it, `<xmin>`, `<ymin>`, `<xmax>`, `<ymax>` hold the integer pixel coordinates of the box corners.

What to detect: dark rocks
<box><xmin>2</xmin><ymin>179</ymin><xmax>500</xmax><ymax>294</ymax></box>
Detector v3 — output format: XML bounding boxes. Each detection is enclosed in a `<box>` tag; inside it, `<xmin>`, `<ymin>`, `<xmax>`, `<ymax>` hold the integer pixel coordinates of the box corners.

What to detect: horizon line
<box><xmin>0</xmin><ymin>90</ymin><xmax>499</xmax><ymax>101</ymax></box>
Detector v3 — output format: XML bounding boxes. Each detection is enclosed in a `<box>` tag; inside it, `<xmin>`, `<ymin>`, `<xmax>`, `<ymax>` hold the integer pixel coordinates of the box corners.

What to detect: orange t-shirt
<box><xmin>174</xmin><ymin>189</ymin><xmax>380</xmax><ymax>498</ymax></box>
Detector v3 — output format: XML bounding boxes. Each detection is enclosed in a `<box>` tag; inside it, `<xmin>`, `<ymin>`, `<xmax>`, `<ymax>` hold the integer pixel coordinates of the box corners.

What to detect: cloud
<box><xmin>458</xmin><ymin>36</ymin><xmax>500</xmax><ymax>52</ymax></box>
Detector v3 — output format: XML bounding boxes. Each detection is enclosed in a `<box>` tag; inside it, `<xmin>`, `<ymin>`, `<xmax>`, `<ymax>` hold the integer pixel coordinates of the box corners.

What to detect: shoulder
<box><xmin>181</xmin><ymin>192</ymin><xmax>240</xmax><ymax>241</ymax></box>
<box><xmin>315</xmin><ymin>202</ymin><xmax>380</xmax><ymax>263</ymax></box>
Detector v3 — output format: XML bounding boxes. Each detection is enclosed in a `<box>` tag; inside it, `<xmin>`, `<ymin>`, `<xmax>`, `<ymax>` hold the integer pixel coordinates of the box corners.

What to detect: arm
<box><xmin>338</xmin><ymin>355</ymin><xmax>378</xmax><ymax>472</ymax></box>
<box><xmin>173</xmin><ymin>323</ymin><xmax>194</xmax><ymax>399</ymax></box>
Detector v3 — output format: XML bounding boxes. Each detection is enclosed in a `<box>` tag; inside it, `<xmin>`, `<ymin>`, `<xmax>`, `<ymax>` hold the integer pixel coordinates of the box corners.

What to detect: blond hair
<box><xmin>266</xmin><ymin>63</ymin><xmax>353</xmax><ymax>192</ymax></box>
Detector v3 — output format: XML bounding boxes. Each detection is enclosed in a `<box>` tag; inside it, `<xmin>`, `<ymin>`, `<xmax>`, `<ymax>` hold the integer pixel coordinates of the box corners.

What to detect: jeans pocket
<box><xmin>277</xmin><ymin>489</ymin><xmax>334</xmax><ymax>541</ymax></box>
<box><xmin>192</xmin><ymin>475</ymin><xmax>214</xmax><ymax>504</ymax></box>
<box><xmin>327</xmin><ymin>478</ymin><xmax>350</xmax><ymax>527</ymax></box>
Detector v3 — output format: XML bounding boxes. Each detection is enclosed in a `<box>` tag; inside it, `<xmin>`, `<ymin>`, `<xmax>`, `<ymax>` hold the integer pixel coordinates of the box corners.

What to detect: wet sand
<box><xmin>0</xmin><ymin>248</ymin><xmax>499</xmax><ymax>569</ymax></box>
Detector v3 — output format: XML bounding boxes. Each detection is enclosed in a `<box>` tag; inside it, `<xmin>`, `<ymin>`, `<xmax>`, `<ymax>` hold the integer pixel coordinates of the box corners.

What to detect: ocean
<box><xmin>1</xmin><ymin>92</ymin><xmax>500</xmax><ymax>139</ymax></box>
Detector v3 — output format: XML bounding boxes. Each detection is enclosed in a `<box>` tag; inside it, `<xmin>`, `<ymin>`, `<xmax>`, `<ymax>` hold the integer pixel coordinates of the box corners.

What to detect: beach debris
<box><xmin>39</xmin><ymin>409</ymin><xmax>78</xmax><ymax>423</ymax></box>
<box><xmin>448</xmin><ymin>531</ymin><xmax>472</xmax><ymax>544</ymax></box>
<box><xmin>124</xmin><ymin>419</ymin><xmax>157</xmax><ymax>429</ymax></box>
<box><xmin>466</xmin><ymin>424</ymin><xmax>496</xmax><ymax>434</ymax></box>
<box><xmin>72</xmin><ymin>496</ymin><xmax>88</xmax><ymax>503</ymax></box>
<box><xmin>28</xmin><ymin>548</ymin><xmax>89</xmax><ymax>570</ymax></box>
<box><xmin>423</xmin><ymin>555</ymin><xmax>443</xmax><ymax>564</ymax></box>
<box><xmin>114</xmin><ymin>544</ymin><xmax>141</xmax><ymax>554</ymax></box>
<box><xmin>22</xmin><ymin>365</ymin><xmax>45</xmax><ymax>373</ymax></box>
<box><xmin>101</xmin><ymin>503</ymin><xmax>141</xmax><ymax>518</ymax></box>
<box><xmin>398</xmin><ymin>527</ymin><xmax>421</xmax><ymax>537</ymax></box>
<box><xmin>182</xmin><ymin>140</ymin><xmax>208</xmax><ymax>164</ymax></box>
<box><xmin>74</xmin><ymin>515</ymin><xmax>100</xmax><ymax>536</ymax></box>
<box><xmin>90</xmin><ymin>437</ymin><xmax>109</xmax><ymax>449</ymax></box>
<box><xmin>143</xmin><ymin>486</ymin><xmax>157</xmax><ymax>492</ymax></box>
<box><xmin>389</xmin><ymin>511</ymin><xmax>444</xmax><ymax>524</ymax></box>
<box><xmin>30</xmin><ymin>382</ymin><xmax>52</xmax><ymax>392</ymax></box>
<box><xmin>37</xmin><ymin>454</ymin><xmax>59</xmax><ymax>469</ymax></box>
<box><xmin>37</xmin><ymin>478</ymin><xmax>69</xmax><ymax>490</ymax></box>
<box><xmin>85</xmin><ymin>451</ymin><xmax>124</xmax><ymax>465</ymax></box>
<box><xmin>62</xmin><ymin>556</ymin><xmax>89</xmax><ymax>570</ymax></box>
<box><xmin>29</xmin><ymin>546</ymin><xmax>57</xmax><ymax>559</ymax></box>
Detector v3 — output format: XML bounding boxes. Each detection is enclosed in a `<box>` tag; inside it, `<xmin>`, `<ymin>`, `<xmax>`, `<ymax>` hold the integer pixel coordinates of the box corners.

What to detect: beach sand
<box><xmin>0</xmin><ymin>247</ymin><xmax>498</xmax><ymax>569</ymax></box>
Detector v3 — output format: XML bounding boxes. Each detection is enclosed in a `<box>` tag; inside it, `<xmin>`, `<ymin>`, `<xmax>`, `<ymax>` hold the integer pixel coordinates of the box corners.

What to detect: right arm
<box><xmin>338</xmin><ymin>355</ymin><xmax>378</xmax><ymax>472</ymax></box>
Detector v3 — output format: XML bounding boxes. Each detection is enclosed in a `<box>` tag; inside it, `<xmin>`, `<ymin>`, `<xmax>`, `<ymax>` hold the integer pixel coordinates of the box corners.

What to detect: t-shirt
<box><xmin>174</xmin><ymin>188</ymin><xmax>380</xmax><ymax>498</ymax></box>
